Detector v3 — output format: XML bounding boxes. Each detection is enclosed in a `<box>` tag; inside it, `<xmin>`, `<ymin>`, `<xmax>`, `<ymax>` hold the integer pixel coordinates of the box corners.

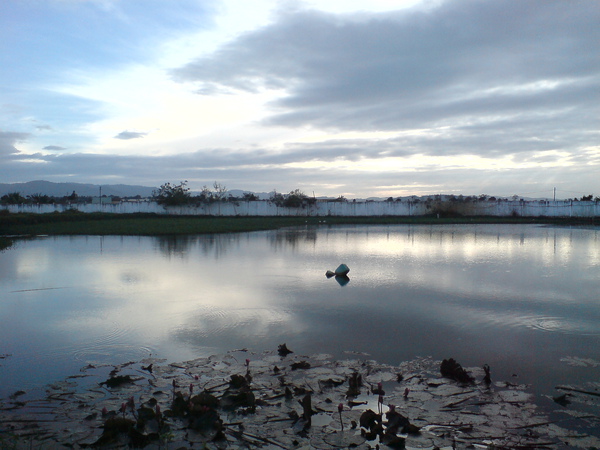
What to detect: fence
<box><xmin>5</xmin><ymin>199</ymin><xmax>600</xmax><ymax>217</ymax></box>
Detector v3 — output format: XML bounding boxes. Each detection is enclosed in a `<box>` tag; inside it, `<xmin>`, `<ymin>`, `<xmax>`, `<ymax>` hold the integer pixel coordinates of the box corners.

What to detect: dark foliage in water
<box><xmin>347</xmin><ymin>371</ymin><xmax>363</xmax><ymax>397</ymax></box>
<box><xmin>100</xmin><ymin>374</ymin><xmax>136</xmax><ymax>388</ymax></box>
<box><xmin>2</xmin><ymin>351</ymin><xmax>598</xmax><ymax>448</ymax></box>
<box><xmin>290</xmin><ymin>360</ymin><xmax>311</xmax><ymax>370</ymax></box>
<box><xmin>440</xmin><ymin>358</ymin><xmax>475</xmax><ymax>384</ymax></box>
<box><xmin>277</xmin><ymin>343</ymin><xmax>293</xmax><ymax>357</ymax></box>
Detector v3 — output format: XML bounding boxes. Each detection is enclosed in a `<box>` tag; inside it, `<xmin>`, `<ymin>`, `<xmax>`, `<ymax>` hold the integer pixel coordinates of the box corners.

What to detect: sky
<box><xmin>1</xmin><ymin>0</ymin><xmax>598</xmax><ymax>199</ymax></box>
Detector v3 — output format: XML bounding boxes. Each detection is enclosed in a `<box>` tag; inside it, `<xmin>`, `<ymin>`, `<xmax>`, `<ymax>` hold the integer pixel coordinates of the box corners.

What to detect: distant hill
<box><xmin>0</xmin><ymin>181</ymin><xmax>557</xmax><ymax>202</ymax></box>
<box><xmin>1</xmin><ymin>182</ymin><xmax>284</xmax><ymax>200</ymax></box>
<box><xmin>226</xmin><ymin>189</ymin><xmax>272</xmax><ymax>200</ymax></box>
<box><xmin>0</xmin><ymin>180</ymin><xmax>157</xmax><ymax>198</ymax></box>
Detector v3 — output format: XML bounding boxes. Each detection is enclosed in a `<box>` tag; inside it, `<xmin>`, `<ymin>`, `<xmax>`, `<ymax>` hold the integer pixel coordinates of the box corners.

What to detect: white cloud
<box><xmin>114</xmin><ymin>131</ymin><xmax>148</xmax><ymax>140</ymax></box>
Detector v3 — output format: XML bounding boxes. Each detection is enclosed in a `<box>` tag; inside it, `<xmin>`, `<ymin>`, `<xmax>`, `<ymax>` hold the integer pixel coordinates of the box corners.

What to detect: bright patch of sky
<box><xmin>1</xmin><ymin>0</ymin><xmax>598</xmax><ymax>198</ymax></box>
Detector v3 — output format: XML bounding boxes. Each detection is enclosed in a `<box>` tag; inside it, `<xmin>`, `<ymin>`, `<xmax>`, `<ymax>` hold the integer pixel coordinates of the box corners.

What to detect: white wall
<box><xmin>5</xmin><ymin>200</ymin><xmax>600</xmax><ymax>217</ymax></box>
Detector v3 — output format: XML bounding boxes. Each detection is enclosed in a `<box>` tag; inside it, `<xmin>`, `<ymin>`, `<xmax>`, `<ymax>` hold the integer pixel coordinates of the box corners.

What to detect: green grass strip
<box><xmin>0</xmin><ymin>211</ymin><xmax>596</xmax><ymax>237</ymax></box>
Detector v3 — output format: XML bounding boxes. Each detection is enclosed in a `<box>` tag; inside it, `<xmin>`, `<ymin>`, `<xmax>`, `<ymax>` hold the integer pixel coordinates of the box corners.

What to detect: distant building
<box><xmin>91</xmin><ymin>196</ymin><xmax>118</xmax><ymax>204</ymax></box>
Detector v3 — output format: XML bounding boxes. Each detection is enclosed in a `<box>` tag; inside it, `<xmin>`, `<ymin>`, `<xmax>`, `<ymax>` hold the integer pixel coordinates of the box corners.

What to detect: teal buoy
<box><xmin>334</xmin><ymin>264</ymin><xmax>349</xmax><ymax>276</ymax></box>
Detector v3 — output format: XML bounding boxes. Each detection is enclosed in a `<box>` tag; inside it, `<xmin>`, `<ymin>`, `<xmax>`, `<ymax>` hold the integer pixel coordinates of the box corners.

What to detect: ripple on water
<box><xmin>70</xmin><ymin>321</ymin><xmax>157</xmax><ymax>364</ymax></box>
<box><xmin>474</xmin><ymin>309</ymin><xmax>600</xmax><ymax>336</ymax></box>
<box><xmin>521</xmin><ymin>315</ymin><xmax>600</xmax><ymax>336</ymax></box>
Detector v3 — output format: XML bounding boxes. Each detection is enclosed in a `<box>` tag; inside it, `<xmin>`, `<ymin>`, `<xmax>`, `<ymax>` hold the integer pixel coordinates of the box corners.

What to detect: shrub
<box><xmin>1</xmin><ymin>192</ymin><xmax>26</xmax><ymax>205</ymax></box>
<box><xmin>153</xmin><ymin>181</ymin><xmax>192</xmax><ymax>206</ymax></box>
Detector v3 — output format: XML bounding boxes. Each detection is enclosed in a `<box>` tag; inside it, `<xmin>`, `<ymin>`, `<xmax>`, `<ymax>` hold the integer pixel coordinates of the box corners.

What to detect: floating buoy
<box><xmin>334</xmin><ymin>264</ymin><xmax>349</xmax><ymax>276</ymax></box>
<box><xmin>326</xmin><ymin>264</ymin><xmax>350</xmax><ymax>280</ymax></box>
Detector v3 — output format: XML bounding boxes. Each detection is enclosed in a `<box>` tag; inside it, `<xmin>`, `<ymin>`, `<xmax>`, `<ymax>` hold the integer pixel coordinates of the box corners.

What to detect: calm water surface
<box><xmin>1</xmin><ymin>224</ymin><xmax>599</xmax><ymax>407</ymax></box>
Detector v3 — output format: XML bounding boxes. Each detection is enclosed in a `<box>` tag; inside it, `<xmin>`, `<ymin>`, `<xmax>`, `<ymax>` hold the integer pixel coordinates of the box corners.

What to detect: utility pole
<box><xmin>553</xmin><ymin>187</ymin><xmax>556</xmax><ymax>202</ymax></box>
<box><xmin>99</xmin><ymin>186</ymin><xmax>102</xmax><ymax>207</ymax></box>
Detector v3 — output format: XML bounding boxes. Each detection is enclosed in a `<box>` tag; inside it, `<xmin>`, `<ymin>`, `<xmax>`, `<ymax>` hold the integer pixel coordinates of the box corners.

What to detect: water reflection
<box><xmin>334</xmin><ymin>275</ymin><xmax>350</xmax><ymax>286</ymax></box>
<box><xmin>1</xmin><ymin>224</ymin><xmax>599</xmax><ymax>401</ymax></box>
<box><xmin>0</xmin><ymin>236</ymin><xmax>14</xmax><ymax>252</ymax></box>
<box><xmin>268</xmin><ymin>228</ymin><xmax>318</xmax><ymax>250</ymax></box>
<box><xmin>151</xmin><ymin>229</ymin><xmax>321</xmax><ymax>260</ymax></box>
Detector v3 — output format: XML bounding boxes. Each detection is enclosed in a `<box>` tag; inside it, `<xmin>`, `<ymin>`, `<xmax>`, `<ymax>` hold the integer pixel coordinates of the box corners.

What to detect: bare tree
<box><xmin>213</xmin><ymin>182</ymin><xmax>228</xmax><ymax>201</ymax></box>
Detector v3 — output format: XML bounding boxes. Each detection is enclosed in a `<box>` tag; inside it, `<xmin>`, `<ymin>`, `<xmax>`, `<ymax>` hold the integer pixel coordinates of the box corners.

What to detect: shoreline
<box><xmin>1</xmin><ymin>213</ymin><xmax>598</xmax><ymax>237</ymax></box>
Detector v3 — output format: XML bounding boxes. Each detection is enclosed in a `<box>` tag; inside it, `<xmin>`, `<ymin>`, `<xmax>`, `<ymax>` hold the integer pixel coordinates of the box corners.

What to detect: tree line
<box><xmin>3</xmin><ymin>181</ymin><xmax>598</xmax><ymax>206</ymax></box>
<box><xmin>153</xmin><ymin>181</ymin><xmax>321</xmax><ymax>208</ymax></box>
<box><xmin>1</xmin><ymin>191</ymin><xmax>87</xmax><ymax>205</ymax></box>
<box><xmin>0</xmin><ymin>191</ymin><xmax>142</xmax><ymax>205</ymax></box>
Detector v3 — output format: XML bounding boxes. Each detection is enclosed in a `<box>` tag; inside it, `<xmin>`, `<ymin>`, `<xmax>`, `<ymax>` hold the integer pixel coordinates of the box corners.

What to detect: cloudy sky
<box><xmin>1</xmin><ymin>0</ymin><xmax>598</xmax><ymax>198</ymax></box>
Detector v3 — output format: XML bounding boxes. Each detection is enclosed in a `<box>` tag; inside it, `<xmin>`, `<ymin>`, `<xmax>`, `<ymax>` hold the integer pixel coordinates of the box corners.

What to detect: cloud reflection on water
<box><xmin>1</xmin><ymin>224</ymin><xmax>599</xmax><ymax>399</ymax></box>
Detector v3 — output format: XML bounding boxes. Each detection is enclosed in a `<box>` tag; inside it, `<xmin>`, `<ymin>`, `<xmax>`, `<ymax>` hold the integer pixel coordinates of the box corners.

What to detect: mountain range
<box><xmin>0</xmin><ymin>180</ymin><xmax>157</xmax><ymax>198</ymax></box>
<box><xmin>0</xmin><ymin>180</ymin><xmax>272</xmax><ymax>200</ymax></box>
<box><xmin>0</xmin><ymin>180</ymin><xmax>555</xmax><ymax>201</ymax></box>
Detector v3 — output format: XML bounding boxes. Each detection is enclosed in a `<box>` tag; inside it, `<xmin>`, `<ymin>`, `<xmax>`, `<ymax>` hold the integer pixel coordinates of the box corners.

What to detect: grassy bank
<box><xmin>0</xmin><ymin>211</ymin><xmax>596</xmax><ymax>236</ymax></box>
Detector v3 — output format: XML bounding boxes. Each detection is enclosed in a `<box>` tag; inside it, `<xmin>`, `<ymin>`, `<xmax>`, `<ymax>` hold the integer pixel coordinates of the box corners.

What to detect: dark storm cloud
<box><xmin>114</xmin><ymin>131</ymin><xmax>149</xmax><ymax>140</ymax></box>
<box><xmin>0</xmin><ymin>131</ymin><xmax>29</xmax><ymax>158</ymax></box>
<box><xmin>0</xmin><ymin>143</ymin><xmax>591</xmax><ymax>198</ymax></box>
<box><xmin>173</xmin><ymin>0</ymin><xmax>599</xmax><ymax>158</ymax></box>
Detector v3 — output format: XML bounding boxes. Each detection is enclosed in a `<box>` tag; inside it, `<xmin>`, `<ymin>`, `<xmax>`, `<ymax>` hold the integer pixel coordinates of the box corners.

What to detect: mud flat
<box><xmin>1</xmin><ymin>349</ymin><xmax>599</xmax><ymax>449</ymax></box>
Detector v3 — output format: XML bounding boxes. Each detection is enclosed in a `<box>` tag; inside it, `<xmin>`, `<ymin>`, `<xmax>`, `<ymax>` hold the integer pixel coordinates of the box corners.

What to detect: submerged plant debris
<box><xmin>1</xmin><ymin>349</ymin><xmax>599</xmax><ymax>449</ymax></box>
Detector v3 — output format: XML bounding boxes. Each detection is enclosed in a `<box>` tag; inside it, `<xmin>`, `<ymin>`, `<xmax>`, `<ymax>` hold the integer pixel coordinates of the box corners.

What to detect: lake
<box><xmin>1</xmin><ymin>224</ymin><xmax>599</xmax><ymax>415</ymax></box>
